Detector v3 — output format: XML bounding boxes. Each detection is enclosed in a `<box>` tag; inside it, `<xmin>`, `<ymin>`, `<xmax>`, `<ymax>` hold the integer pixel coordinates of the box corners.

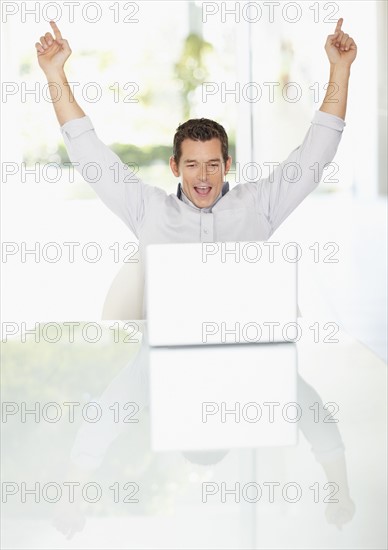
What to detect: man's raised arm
<box><xmin>246</xmin><ymin>18</ymin><xmax>357</xmax><ymax>235</ymax></box>
<box><xmin>35</xmin><ymin>21</ymin><xmax>150</xmax><ymax>238</ymax></box>
<box><xmin>319</xmin><ymin>18</ymin><xmax>357</xmax><ymax>121</ymax></box>
<box><xmin>35</xmin><ymin>20</ymin><xmax>85</xmax><ymax>125</ymax></box>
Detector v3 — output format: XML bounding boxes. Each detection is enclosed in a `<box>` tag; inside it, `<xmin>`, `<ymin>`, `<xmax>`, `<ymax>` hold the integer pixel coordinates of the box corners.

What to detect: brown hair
<box><xmin>173</xmin><ymin>118</ymin><xmax>229</xmax><ymax>165</ymax></box>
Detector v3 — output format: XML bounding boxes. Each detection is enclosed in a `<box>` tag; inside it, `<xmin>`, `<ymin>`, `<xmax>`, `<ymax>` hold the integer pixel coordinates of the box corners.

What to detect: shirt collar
<box><xmin>176</xmin><ymin>182</ymin><xmax>230</xmax><ymax>212</ymax></box>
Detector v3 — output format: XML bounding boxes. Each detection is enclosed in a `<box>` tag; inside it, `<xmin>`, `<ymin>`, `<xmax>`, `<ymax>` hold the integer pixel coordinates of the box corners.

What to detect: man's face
<box><xmin>170</xmin><ymin>138</ymin><xmax>232</xmax><ymax>209</ymax></box>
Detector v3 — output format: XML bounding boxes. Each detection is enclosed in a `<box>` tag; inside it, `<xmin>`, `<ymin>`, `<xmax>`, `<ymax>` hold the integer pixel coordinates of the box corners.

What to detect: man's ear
<box><xmin>169</xmin><ymin>155</ymin><xmax>180</xmax><ymax>177</ymax></box>
<box><xmin>224</xmin><ymin>156</ymin><xmax>232</xmax><ymax>176</ymax></box>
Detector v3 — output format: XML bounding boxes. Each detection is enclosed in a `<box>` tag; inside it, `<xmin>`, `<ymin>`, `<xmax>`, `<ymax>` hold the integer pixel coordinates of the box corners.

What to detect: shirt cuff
<box><xmin>312</xmin><ymin>110</ymin><xmax>346</xmax><ymax>132</ymax></box>
<box><xmin>60</xmin><ymin>115</ymin><xmax>94</xmax><ymax>139</ymax></box>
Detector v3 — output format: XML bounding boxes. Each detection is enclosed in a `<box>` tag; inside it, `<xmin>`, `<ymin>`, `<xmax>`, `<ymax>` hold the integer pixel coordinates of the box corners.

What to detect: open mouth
<box><xmin>194</xmin><ymin>186</ymin><xmax>212</xmax><ymax>197</ymax></box>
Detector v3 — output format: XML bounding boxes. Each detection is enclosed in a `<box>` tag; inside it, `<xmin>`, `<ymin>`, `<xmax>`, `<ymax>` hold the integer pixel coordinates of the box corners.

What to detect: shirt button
<box><xmin>204</xmin><ymin>229</ymin><xmax>208</xmax><ymax>234</ymax></box>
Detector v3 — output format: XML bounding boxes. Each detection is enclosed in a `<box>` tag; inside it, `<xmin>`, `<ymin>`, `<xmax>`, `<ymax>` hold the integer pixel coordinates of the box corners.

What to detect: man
<box><xmin>36</xmin><ymin>19</ymin><xmax>357</xmax><ymax>316</ymax></box>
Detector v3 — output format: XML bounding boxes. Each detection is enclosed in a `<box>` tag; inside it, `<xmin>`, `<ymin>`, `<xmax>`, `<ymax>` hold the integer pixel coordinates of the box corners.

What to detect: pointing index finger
<box><xmin>334</xmin><ymin>17</ymin><xmax>343</xmax><ymax>33</ymax></box>
<box><xmin>49</xmin><ymin>20</ymin><xmax>62</xmax><ymax>40</ymax></box>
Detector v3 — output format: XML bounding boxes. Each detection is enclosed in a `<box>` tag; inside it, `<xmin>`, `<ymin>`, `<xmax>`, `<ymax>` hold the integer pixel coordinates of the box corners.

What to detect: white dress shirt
<box><xmin>60</xmin><ymin>110</ymin><xmax>345</xmax><ymax>246</ymax></box>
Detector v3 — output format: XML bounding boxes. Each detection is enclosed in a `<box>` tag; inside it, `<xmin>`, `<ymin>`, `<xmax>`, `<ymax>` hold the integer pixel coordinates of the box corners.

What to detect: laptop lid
<box><xmin>146</xmin><ymin>241</ymin><xmax>298</xmax><ymax>347</ymax></box>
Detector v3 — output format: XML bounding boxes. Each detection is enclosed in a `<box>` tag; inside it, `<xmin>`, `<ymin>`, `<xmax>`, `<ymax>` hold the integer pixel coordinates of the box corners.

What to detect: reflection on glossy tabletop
<box><xmin>1</xmin><ymin>319</ymin><xmax>386</xmax><ymax>549</ymax></box>
<box><xmin>150</xmin><ymin>342</ymin><xmax>298</xmax><ymax>451</ymax></box>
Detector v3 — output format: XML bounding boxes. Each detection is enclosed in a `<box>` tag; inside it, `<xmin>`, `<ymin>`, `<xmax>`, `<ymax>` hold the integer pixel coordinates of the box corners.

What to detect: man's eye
<box><xmin>209</xmin><ymin>163</ymin><xmax>219</xmax><ymax>168</ymax></box>
<box><xmin>187</xmin><ymin>164</ymin><xmax>195</xmax><ymax>168</ymax></box>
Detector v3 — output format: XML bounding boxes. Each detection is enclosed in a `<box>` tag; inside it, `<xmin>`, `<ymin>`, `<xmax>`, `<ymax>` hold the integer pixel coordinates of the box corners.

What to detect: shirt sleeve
<box><xmin>247</xmin><ymin>110</ymin><xmax>346</xmax><ymax>235</ymax></box>
<box><xmin>60</xmin><ymin>116</ymin><xmax>149</xmax><ymax>238</ymax></box>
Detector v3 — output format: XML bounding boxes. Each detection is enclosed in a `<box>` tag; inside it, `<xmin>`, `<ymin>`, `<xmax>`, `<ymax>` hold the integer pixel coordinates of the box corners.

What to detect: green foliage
<box><xmin>110</xmin><ymin>143</ymin><xmax>172</xmax><ymax>166</ymax></box>
<box><xmin>174</xmin><ymin>33</ymin><xmax>213</xmax><ymax>119</ymax></box>
<box><xmin>54</xmin><ymin>141</ymin><xmax>172</xmax><ymax>167</ymax></box>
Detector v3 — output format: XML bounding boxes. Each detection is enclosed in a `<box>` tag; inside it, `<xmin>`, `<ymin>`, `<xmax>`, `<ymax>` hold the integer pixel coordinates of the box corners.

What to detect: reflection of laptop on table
<box><xmin>146</xmin><ymin>241</ymin><xmax>298</xmax><ymax>347</ymax></box>
<box><xmin>150</xmin><ymin>343</ymin><xmax>298</xmax><ymax>451</ymax></box>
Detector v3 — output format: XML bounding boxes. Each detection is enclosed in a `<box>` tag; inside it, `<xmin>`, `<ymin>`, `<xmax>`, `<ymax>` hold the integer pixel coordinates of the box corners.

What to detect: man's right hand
<box><xmin>35</xmin><ymin>20</ymin><xmax>85</xmax><ymax>125</ymax></box>
<box><xmin>35</xmin><ymin>20</ymin><xmax>71</xmax><ymax>75</ymax></box>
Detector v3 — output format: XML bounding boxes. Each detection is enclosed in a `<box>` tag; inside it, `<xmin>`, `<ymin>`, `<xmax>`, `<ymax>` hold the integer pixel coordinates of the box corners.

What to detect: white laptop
<box><xmin>145</xmin><ymin>241</ymin><xmax>298</xmax><ymax>347</ymax></box>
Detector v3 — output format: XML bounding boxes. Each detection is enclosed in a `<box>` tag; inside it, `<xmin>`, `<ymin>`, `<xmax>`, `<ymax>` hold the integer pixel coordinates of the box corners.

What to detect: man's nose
<box><xmin>198</xmin><ymin>162</ymin><xmax>207</xmax><ymax>182</ymax></box>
